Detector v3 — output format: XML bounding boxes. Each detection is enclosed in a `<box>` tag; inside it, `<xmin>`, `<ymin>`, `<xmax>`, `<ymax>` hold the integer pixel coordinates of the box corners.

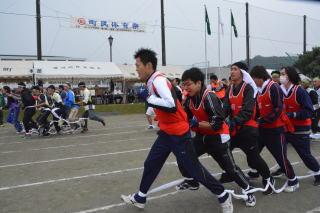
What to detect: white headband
<box><xmin>240</xmin><ymin>69</ymin><xmax>258</xmax><ymax>98</ymax></box>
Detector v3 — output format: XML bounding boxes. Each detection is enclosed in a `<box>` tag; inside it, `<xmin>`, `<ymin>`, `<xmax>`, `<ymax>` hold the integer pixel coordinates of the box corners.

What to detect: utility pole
<box><xmin>245</xmin><ymin>2</ymin><xmax>250</xmax><ymax>68</ymax></box>
<box><xmin>161</xmin><ymin>0</ymin><xmax>166</xmax><ymax>66</ymax></box>
<box><xmin>36</xmin><ymin>0</ymin><xmax>42</xmax><ymax>60</ymax></box>
<box><xmin>303</xmin><ymin>15</ymin><xmax>307</xmax><ymax>54</ymax></box>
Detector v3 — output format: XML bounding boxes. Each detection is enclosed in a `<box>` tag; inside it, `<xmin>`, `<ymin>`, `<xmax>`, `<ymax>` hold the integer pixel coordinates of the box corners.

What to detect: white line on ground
<box><xmin>306</xmin><ymin>206</ymin><xmax>320</xmax><ymax>213</ymax></box>
<box><xmin>0</xmin><ymin>148</ymin><xmax>151</xmax><ymax>169</ymax></box>
<box><xmin>0</xmin><ymin>154</ymin><xmax>218</xmax><ymax>191</ymax></box>
<box><xmin>0</xmin><ymin>130</ymin><xmax>143</xmax><ymax>145</ymax></box>
<box><xmin>70</xmin><ymin>156</ymin><xmax>319</xmax><ymax>213</ymax></box>
<box><xmin>0</xmin><ymin>136</ymin><xmax>155</xmax><ymax>154</ymax></box>
<box><xmin>73</xmin><ymin>191</ymin><xmax>180</xmax><ymax>213</ymax></box>
<box><xmin>0</xmin><ymin>122</ymin><xmax>147</xmax><ymax>140</ymax></box>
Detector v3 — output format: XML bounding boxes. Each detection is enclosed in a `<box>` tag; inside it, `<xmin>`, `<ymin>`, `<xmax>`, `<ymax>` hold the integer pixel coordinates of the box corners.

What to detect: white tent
<box><xmin>33</xmin><ymin>61</ymin><xmax>123</xmax><ymax>79</ymax></box>
<box><xmin>117</xmin><ymin>64</ymin><xmax>186</xmax><ymax>81</ymax></box>
<box><xmin>117</xmin><ymin>64</ymin><xmax>139</xmax><ymax>80</ymax></box>
<box><xmin>0</xmin><ymin>61</ymin><xmax>33</xmax><ymax>79</ymax></box>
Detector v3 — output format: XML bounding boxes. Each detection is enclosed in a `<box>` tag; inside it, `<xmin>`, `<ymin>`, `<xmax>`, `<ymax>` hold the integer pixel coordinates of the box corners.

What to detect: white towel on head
<box><xmin>240</xmin><ymin>69</ymin><xmax>258</xmax><ymax>98</ymax></box>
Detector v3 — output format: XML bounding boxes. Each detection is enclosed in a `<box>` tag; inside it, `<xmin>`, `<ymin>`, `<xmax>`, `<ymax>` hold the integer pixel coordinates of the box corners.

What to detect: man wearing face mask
<box><xmin>221</xmin><ymin>62</ymin><xmax>274</xmax><ymax>195</ymax></box>
<box><xmin>280</xmin><ymin>67</ymin><xmax>320</xmax><ymax>186</ymax></box>
<box><xmin>250</xmin><ymin>66</ymin><xmax>299</xmax><ymax>192</ymax></box>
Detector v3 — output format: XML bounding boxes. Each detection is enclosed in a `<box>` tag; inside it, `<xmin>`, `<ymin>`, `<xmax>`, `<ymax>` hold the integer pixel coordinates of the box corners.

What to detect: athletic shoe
<box><xmin>247</xmin><ymin>171</ymin><xmax>260</xmax><ymax>179</ymax></box>
<box><xmin>101</xmin><ymin>120</ymin><xmax>106</xmax><ymax>127</ymax></box>
<box><xmin>219</xmin><ymin>172</ymin><xmax>233</xmax><ymax>183</ymax></box>
<box><xmin>262</xmin><ymin>177</ymin><xmax>275</xmax><ymax>195</ymax></box>
<box><xmin>220</xmin><ymin>193</ymin><xmax>233</xmax><ymax>213</ymax></box>
<box><xmin>314</xmin><ymin>174</ymin><xmax>320</xmax><ymax>186</ymax></box>
<box><xmin>175</xmin><ymin>179</ymin><xmax>200</xmax><ymax>191</ymax></box>
<box><xmin>284</xmin><ymin>178</ymin><xmax>299</xmax><ymax>192</ymax></box>
<box><xmin>245</xmin><ymin>193</ymin><xmax>256</xmax><ymax>207</ymax></box>
<box><xmin>271</xmin><ymin>168</ymin><xmax>284</xmax><ymax>178</ymax></box>
<box><xmin>121</xmin><ymin>193</ymin><xmax>146</xmax><ymax>209</ymax></box>
<box><xmin>147</xmin><ymin>125</ymin><xmax>155</xmax><ymax>129</ymax></box>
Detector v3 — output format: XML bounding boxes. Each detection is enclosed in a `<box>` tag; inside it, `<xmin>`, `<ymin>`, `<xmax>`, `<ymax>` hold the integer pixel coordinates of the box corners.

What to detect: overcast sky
<box><xmin>1</xmin><ymin>0</ymin><xmax>320</xmax><ymax>67</ymax></box>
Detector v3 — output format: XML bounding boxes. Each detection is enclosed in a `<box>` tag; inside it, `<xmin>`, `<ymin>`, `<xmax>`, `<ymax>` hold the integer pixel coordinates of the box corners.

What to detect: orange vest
<box><xmin>283</xmin><ymin>85</ymin><xmax>312</xmax><ymax>127</ymax></box>
<box><xmin>229</xmin><ymin>83</ymin><xmax>258</xmax><ymax>129</ymax></box>
<box><xmin>257</xmin><ymin>80</ymin><xmax>285</xmax><ymax>129</ymax></box>
<box><xmin>151</xmin><ymin>73</ymin><xmax>189</xmax><ymax>136</ymax></box>
<box><xmin>211</xmin><ymin>81</ymin><xmax>226</xmax><ymax>99</ymax></box>
<box><xmin>189</xmin><ymin>89</ymin><xmax>229</xmax><ymax>135</ymax></box>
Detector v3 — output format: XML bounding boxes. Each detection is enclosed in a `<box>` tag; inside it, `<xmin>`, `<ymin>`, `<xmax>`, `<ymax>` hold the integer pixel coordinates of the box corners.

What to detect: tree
<box><xmin>294</xmin><ymin>47</ymin><xmax>320</xmax><ymax>77</ymax></box>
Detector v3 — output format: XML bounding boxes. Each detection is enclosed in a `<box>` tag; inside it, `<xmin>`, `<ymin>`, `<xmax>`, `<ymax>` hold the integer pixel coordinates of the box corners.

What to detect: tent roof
<box><xmin>33</xmin><ymin>61</ymin><xmax>123</xmax><ymax>79</ymax></box>
<box><xmin>117</xmin><ymin>64</ymin><xmax>186</xmax><ymax>80</ymax></box>
<box><xmin>0</xmin><ymin>61</ymin><xmax>33</xmax><ymax>78</ymax></box>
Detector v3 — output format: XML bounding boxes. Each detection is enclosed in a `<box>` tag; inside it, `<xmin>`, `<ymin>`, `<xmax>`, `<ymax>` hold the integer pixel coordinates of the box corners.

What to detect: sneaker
<box><xmin>147</xmin><ymin>125</ymin><xmax>155</xmax><ymax>129</ymax></box>
<box><xmin>284</xmin><ymin>178</ymin><xmax>299</xmax><ymax>193</ymax></box>
<box><xmin>262</xmin><ymin>177</ymin><xmax>275</xmax><ymax>195</ymax></box>
<box><xmin>121</xmin><ymin>193</ymin><xmax>146</xmax><ymax>209</ymax></box>
<box><xmin>101</xmin><ymin>120</ymin><xmax>106</xmax><ymax>127</ymax></box>
<box><xmin>219</xmin><ymin>172</ymin><xmax>234</xmax><ymax>184</ymax></box>
<box><xmin>247</xmin><ymin>171</ymin><xmax>260</xmax><ymax>179</ymax></box>
<box><xmin>245</xmin><ymin>193</ymin><xmax>256</xmax><ymax>207</ymax></box>
<box><xmin>314</xmin><ymin>174</ymin><xmax>320</xmax><ymax>186</ymax></box>
<box><xmin>175</xmin><ymin>179</ymin><xmax>200</xmax><ymax>191</ymax></box>
<box><xmin>220</xmin><ymin>193</ymin><xmax>233</xmax><ymax>213</ymax></box>
<box><xmin>271</xmin><ymin>168</ymin><xmax>284</xmax><ymax>178</ymax></box>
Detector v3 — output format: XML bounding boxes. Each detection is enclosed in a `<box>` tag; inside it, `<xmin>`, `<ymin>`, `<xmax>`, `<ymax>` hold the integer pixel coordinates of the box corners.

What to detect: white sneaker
<box><xmin>121</xmin><ymin>194</ymin><xmax>146</xmax><ymax>209</ymax></box>
<box><xmin>245</xmin><ymin>193</ymin><xmax>256</xmax><ymax>207</ymax></box>
<box><xmin>220</xmin><ymin>193</ymin><xmax>233</xmax><ymax>213</ymax></box>
<box><xmin>147</xmin><ymin>125</ymin><xmax>155</xmax><ymax>129</ymax></box>
<box><xmin>284</xmin><ymin>182</ymin><xmax>299</xmax><ymax>193</ymax></box>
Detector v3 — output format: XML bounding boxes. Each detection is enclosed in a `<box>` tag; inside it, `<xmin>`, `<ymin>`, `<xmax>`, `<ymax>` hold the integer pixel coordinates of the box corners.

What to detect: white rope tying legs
<box><xmin>146</xmin><ymin>168</ymin><xmax>320</xmax><ymax>200</ymax></box>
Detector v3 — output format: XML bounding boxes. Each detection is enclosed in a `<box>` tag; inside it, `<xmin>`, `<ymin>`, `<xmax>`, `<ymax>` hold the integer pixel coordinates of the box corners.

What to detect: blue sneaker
<box><xmin>121</xmin><ymin>193</ymin><xmax>146</xmax><ymax>209</ymax></box>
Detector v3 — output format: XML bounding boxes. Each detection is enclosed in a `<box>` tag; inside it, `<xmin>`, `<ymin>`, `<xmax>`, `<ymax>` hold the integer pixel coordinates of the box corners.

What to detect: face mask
<box><xmin>280</xmin><ymin>75</ymin><xmax>288</xmax><ymax>85</ymax></box>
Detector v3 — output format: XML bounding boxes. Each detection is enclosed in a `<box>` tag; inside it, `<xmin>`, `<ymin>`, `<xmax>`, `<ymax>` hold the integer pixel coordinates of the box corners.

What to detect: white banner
<box><xmin>70</xmin><ymin>17</ymin><xmax>145</xmax><ymax>32</ymax></box>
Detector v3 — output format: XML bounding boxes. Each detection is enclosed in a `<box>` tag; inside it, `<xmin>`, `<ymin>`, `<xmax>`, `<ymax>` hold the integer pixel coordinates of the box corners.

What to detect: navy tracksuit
<box><xmin>139</xmin><ymin>131</ymin><xmax>225</xmax><ymax>196</ymax></box>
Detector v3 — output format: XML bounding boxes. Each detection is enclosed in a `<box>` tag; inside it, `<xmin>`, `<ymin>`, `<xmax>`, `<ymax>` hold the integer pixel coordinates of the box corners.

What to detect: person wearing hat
<box><xmin>18</xmin><ymin>82</ymin><xmax>38</xmax><ymax>134</ymax></box>
<box><xmin>78</xmin><ymin>82</ymin><xmax>105</xmax><ymax>133</ymax></box>
<box><xmin>220</xmin><ymin>62</ymin><xmax>274</xmax><ymax>195</ymax></box>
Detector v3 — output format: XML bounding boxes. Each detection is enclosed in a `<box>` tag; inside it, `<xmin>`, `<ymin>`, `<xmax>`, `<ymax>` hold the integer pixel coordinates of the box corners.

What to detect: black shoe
<box><xmin>245</xmin><ymin>193</ymin><xmax>256</xmax><ymax>207</ymax></box>
<box><xmin>42</xmin><ymin>132</ymin><xmax>50</xmax><ymax>137</ymax></box>
<box><xmin>262</xmin><ymin>177</ymin><xmax>275</xmax><ymax>195</ymax></box>
<box><xmin>81</xmin><ymin>128</ymin><xmax>88</xmax><ymax>133</ymax></box>
<box><xmin>73</xmin><ymin>124</ymin><xmax>81</xmax><ymax>131</ymax></box>
<box><xmin>247</xmin><ymin>171</ymin><xmax>260</xmax><ymax>179</ymax></box>
<box><xmin>175</xmin><ymin>179</ymin><xmax>200</xmax><ymax>191</ymax></box>
<box><xmin>219</xmin><ymin>172</ymin><xmax>234</xmax><ymax>184</ymax></box>
<box><xmin>101</xmin><ymin>120</ymin><xmax>106</xmax><ymax>127</ymax></box>
<box><xmin>314</xmin><ymin>175</ymin><xmax>320</xmax><ymax>186</ymax></box>
<box><xmin>271</xmin><ymin>168</ymin><xmax>284</xmax><ymax>178</ymax></box>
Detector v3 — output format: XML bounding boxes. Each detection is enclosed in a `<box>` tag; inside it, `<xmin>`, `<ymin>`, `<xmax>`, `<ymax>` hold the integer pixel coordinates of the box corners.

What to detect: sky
<box><xmin>0</xmin><ymin>0</ymin><xmax>320</xmax><ymax>67</ymax></box>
